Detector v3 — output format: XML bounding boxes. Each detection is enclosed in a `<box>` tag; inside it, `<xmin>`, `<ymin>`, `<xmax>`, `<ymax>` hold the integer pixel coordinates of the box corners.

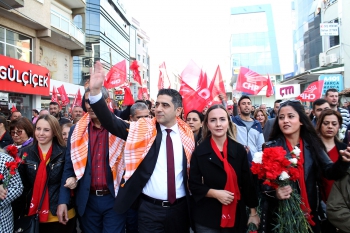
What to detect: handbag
<box><xmin>13</xmin><ymin>168</ymin><xmax>50</xmax><ymax>233</ymax></box>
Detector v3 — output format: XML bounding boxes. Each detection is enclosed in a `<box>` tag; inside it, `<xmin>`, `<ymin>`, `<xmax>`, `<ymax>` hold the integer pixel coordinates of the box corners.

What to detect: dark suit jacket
<box><xmin>90</xmin><ymin>97</ymin><xmax>191</xmax><ymax>214</ymax></box>
<box><xmin>189</xmin><ymin>137</ymin><xmax>258</xmax><ymax>230</ymax></box>
<box><xmin>262</xmin><ymin>118</ymin><xmax>275</xmax><ymax>142</ymax></box>
<box><xmin>58</xmin><ymin>124</ymin><xmax>116</xmax><ymax>216</ymax></box>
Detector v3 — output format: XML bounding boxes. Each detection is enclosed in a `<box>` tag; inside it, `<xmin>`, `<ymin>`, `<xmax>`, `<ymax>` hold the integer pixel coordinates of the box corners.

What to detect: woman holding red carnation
<box><xmin>14</xmin><ymin>115</ymin><xmax>76</xmax><ymax>232</ymax></box>
<box><xmin>260</xmin><ymin>100</ymin><xmax>350</xmax><ymax>233</ymax></box>
<box><xmin>189</xmin><ymin>105</ymin><xmax>259</xmax><ymax>233</ymax></box>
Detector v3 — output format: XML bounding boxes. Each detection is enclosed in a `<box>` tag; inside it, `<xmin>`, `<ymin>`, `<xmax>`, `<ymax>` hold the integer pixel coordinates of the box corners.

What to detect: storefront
<box><xmin>0</xmin><ymin>54</ymin><xmax>50</xmax><ymax>119</ymax></box>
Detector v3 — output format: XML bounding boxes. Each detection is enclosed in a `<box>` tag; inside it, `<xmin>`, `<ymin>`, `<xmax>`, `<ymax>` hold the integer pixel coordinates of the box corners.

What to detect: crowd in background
<box><xmin>1</xmin><ymin>68</ymin><xmax>350</xmax><ymax>233</ymax></box>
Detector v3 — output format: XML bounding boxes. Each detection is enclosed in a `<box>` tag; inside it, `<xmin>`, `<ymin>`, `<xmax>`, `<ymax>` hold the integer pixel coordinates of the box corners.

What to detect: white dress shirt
<box><xmin>89</xmin><ymin>93</ymin><xmax>186</xmax><ymax>200</ymax></box>
<box><xmin>142</xmin><ymin>123</ymin><xmax>186</xmax><ymax>200</ymax></box>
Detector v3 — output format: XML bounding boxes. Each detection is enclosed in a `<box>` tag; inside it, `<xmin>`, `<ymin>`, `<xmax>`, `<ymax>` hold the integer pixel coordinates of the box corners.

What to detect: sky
<box><xmin>125</xmin><ymin>0</ymin><xmax>234</xmax><ymax>97</ymax></box>
<box><xmin>125</xmin><ymin>0</ymin><xmax>294</xmax><ymax>99</ymax></box>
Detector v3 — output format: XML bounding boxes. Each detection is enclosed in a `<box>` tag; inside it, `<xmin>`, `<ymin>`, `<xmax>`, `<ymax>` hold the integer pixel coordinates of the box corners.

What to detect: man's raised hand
<box><xmin>89</xmin><ymin>61</ymin><xmax>105</xmax><ymax>96</ymax></box>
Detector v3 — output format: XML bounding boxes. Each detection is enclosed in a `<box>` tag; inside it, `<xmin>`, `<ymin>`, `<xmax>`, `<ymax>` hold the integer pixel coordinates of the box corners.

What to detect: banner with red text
<box><xmin>138</xmin><ymin>87</ymin><xmax>149</xmax><ymax>100</ymax></box>
<box><xmin>208</xmin><ymin>66</ymin><xmax>226</xmax><ymax>105</ymax></box>
<box><xmin>130</xmin><ymin>60</ymin><xmax>142</xmax><ymax>86</ymax></box>
<box><xmin>159</xmin><ymin>62</ymin><xmax>170</xmax><ymax>89</ymax></box>
<box><xmin>57</xmin><ymin>85</ymin><xmax>69</xmax><ymax>105</ymax></box>
<box><xmin>51</xmin><ymin>86</ymin><xmax>58</xmax><ymax>103</ymax></box>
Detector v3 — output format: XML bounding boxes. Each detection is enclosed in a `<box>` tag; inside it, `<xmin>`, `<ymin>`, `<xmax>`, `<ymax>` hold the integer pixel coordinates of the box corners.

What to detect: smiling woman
<box><xmin>13</xmin><ymin>114</ymin><xmax>77</xmax><ymax>233</ymax></box>
<box><xmin>260</xmin><ymin>101</ymin><xmax>350</xmax><ymax>233</ymax></box>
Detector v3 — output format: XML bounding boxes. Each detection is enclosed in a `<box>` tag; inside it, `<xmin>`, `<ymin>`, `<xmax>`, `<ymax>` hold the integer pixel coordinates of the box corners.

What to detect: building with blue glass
<box><xmin>230</xmin><ymin>2</ymin><xmax>294</xmax><ymax>105</ymax></box>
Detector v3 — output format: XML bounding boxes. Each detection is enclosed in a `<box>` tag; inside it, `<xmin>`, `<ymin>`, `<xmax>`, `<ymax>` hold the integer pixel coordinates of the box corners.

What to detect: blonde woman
<box><xmin>189</xmin><ymin>104</ymin><xmax>259</xmax><ymax>232</ymax></box>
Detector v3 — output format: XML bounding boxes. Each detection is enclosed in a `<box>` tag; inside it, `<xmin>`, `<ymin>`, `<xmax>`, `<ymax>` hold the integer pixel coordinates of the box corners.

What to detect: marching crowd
<box><xmin>1</xmin><ymin>61</ymin><xmax>350</xmax><ymax>233</ymax></box>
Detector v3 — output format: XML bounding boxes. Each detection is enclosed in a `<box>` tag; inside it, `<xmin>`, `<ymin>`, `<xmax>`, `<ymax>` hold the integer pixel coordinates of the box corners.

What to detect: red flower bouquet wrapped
<box><xmin>251</xmin><ymin>146</ymin><xmax>313</xmax><ymax>233</ymax></box>
<box><xmin>0</xmin><ymin>145</ymin><xmax>27</xmax><ymax>189</ymax></box>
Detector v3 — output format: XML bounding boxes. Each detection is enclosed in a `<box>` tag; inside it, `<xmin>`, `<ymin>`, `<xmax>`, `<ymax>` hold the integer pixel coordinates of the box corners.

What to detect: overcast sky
<box><xmin>125</xmin><ymin>0</ymin><xmax>234</xmax><ymax>97</ymax></box>
<box><xmin>125</xmin><ymin>0</ymin><xmax>293</xmax><ymax>98</ymax></box>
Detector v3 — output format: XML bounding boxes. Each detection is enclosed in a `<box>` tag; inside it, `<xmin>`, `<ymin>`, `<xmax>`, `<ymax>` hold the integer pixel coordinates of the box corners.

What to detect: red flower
<box><xmin>289</xmin><ymin>167</ymin><xmax>300</xmax><ymax>181</ymax></box>
<box><xmin>22</xmin><ymin>152</ymin><xmax>28</xmax><ymax>158</ymax></box>
<box><xmin>9</xmin><ymin>170</ymin><xmax>16</xmax><ymax>176</ymax></box>
<box><xmin>0</xmin><ymin>173</ymin><xmax>4</xmax><ymax>180</ymax></box>
<box><xmin>6</xmin><ymin>145</ymin><xmax>18</xmax><ymax>158</ymax></box>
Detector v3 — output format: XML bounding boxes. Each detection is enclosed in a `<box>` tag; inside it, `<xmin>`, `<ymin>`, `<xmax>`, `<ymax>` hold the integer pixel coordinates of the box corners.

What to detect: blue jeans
<box><xmin>80</xmin><ymin>193</ymin><xmax>127</xmax><ymax>233</ymax></box>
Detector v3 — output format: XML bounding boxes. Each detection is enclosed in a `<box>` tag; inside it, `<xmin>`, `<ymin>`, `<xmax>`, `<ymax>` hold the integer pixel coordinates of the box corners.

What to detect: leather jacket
<box><xmin>15</xmin><ymin>142</ymin><xmax>74</xmax><ymax>218</ymax></box>
<box><xmin>259</xmin><ymin>137</ymin><xmax>349</xmax><ymax>233</ymax></box>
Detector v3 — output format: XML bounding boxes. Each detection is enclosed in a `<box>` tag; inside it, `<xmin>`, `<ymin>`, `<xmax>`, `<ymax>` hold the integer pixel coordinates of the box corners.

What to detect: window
<box><xmin>137</xmin><ymin>54</ymin><xmax>140</xmax><ymax>61</ymax></box>
<box><xmin>143</xmin><ymin>55</ymin><xmax>145</xmax><ymax>63</ymax></box>
<box><xmin>0</xmin><ymin>26</ymin><xmax>32</xmax><ymax>63</ymax></box>
<box><xmin>138</xmin><ymin>38</ymin><xmax>141</xmax><ymax>44</ymax></box>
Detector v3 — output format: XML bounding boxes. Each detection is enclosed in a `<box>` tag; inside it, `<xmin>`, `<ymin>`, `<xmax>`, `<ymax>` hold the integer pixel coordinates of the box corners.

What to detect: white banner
<box><xmin>275</xmin><ymin>84</ymin><xmax>300</xmax><ymax>99</ymax></box>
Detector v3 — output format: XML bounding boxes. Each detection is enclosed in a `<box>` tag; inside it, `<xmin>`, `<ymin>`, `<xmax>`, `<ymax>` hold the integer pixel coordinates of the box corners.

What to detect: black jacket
<box><xmin>189</xmin><ymin>137</ymin><xmax>258</xmax><ymax>231</ymax></box>
<box><xmin>260</xmin><ymin>137</ymin><xmax>349</xmax><ymax>233</ymax></box>
<box><xmin>90</xmin><ymin>97</ymin><xmax>191</xmax><ymax>215</ymax></box>
<box><xmin>15</xmin><ymin>142</ymin><xmax>73</xmax><ymax>218</ymax></box>
<box><xmin>0</xmin><ymin>131</ymin><xmax>13</xmax><ymax>149</ymax></box>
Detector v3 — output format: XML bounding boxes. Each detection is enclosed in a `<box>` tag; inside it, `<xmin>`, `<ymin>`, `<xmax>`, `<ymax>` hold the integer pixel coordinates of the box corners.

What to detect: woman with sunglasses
<box><xmin>4</xmin><ymin>117</ymin><xmax>34</xmax><ymax>152</ymax></box>
<box><xmin>260</xmin><ymin>100</ymin><xmax>350</xmax><ymax>233</ymax></box>
<box><xmin>189</xmin><ymin>105</ymin><xmax>259</xmax><ymax>232</ymax></box>
<box><xmin>0</xmin><ymin>116</ymin><xmax>13</xmax><ymax>149</ymax></box>
<box><xmin>315</xmin><ymin>109</ymin><xmax>347</xmax><ymax>232</ymax></box>
<box><xmin>15</xmin><ymin>115</ymin><xmax>76</xmax><ymax>232</ymax></box>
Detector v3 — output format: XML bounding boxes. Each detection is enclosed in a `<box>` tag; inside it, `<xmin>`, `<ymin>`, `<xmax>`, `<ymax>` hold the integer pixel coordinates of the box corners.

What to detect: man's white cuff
<box><xmin>89</xmin><ymin>92</ymin><xmax>102</xmax><ymax>104</ymax></box>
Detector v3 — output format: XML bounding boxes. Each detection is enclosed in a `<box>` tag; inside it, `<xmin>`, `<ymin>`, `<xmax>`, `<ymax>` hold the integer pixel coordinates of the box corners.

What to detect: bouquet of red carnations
<box><xmin>0</xmin><ymin>145</ymin><xmax>27</xmax><ymax>189</ymax></box>
<box><xmin>251</xmin><ymin>146</ymin><xmax>313</xmax><ymax>233</ymax></box>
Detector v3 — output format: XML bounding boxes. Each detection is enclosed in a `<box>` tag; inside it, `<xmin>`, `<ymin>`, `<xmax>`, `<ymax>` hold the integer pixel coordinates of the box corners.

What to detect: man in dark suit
<box><xmin>57</xmin><ymin>87</ymin><xmax>127</xmax><ymax>233</ymax></box>
<box><xmin>87</xmin><ymin>61</ymin><xmax>195</xmax><ymax>233</ymax></box>
<box><xmin>263</xmin><ymin>118</ymin><xmax>275</xmax><ymax>142</ymax></box>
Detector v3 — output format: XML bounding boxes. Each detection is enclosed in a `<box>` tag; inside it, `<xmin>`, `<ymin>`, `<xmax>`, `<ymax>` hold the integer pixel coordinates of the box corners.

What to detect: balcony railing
<box><xmin>51</xmin><ymin>10</ymin><xmax>85</xmax><ymax>45</ymax></box>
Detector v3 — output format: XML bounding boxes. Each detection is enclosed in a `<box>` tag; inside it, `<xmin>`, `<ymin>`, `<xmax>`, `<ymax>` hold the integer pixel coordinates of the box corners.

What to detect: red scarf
<box><xmin>210</xmin><ymin>137</ymin><xmax>241</xmax><ymax>228</ymax></box>
<box><xmin>285</xmin><ymin>138</ymin><xmax>315</xmax><ymax>226</ymax></box>
<box><xmin>28</xmin><ymin>144</ymin><xmax>52</xmax><ymax>222</ymax></box>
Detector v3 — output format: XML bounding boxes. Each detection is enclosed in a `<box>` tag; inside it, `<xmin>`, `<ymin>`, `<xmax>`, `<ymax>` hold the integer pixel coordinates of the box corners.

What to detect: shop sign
<box><xmin>318</xmin><ymin>74</ymin><xmax>343</xmax><ymax>95</ymax></box>
<box><xmin>0</xmin><ymin>55</ymin><xmax>50</xmax><ymax>96</ymax></box>
<box><xmin>275</xmin><ymin>84</ymin><xmax>301</xmax><ymax>99</ymax></box>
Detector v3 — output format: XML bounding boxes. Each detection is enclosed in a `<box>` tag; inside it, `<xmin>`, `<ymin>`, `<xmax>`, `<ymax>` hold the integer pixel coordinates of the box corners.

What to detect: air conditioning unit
<box><xmin>327</xmin><ymin>54</ymin><xmax>338</xmax><ymax>64</ymax></box>
<box><xmin>319</xmin><ymin>53</ymin><xmax>327</xmax><ymax>67</ymax></box>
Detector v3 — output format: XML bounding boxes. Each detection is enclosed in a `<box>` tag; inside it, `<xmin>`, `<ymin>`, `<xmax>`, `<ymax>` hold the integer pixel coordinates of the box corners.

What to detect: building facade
<box><xmin>229</xmin><ymin>1</ymin><xmax>294</xmax><ymax>106</ymax></box>
<box><xmin>0</xmin><ymin>0</ymin><xmax>86</xmax><ymax>119</ymax></box>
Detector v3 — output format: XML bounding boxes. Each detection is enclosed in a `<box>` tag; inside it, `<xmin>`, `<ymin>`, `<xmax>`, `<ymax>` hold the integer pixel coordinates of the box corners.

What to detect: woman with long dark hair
<box><xmin>186</xmin><ymin>110</ymin><xmax>204</xmax><ymax>145</ymax></box>
<box><xmin>16</xmin><ymin>115</ymin><xmax>76</xmax><ymax>232</ymax></box>
<box><xmin>261</xmin><ymin>100</ymin><xmax>350</xmax><ymax>233</ymax></box>
<box><xmin>189</xmin><ymin>105</ymin><xmax>259</xmax><ymax>232</ymax></box>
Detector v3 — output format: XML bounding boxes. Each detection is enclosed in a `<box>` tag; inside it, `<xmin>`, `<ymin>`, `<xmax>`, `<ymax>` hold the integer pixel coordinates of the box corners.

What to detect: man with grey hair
<box><xmin>129</xmin><ymin>102</ymin><xmax>150</xmax><ymax>121</ymax></box>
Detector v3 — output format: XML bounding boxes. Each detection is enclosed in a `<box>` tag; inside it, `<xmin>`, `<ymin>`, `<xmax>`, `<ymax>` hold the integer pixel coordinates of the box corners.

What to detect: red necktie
<box><xmin>165</xmin><ymin>129</ymin><xmax>176</xmax><ymax>204</ymax></box>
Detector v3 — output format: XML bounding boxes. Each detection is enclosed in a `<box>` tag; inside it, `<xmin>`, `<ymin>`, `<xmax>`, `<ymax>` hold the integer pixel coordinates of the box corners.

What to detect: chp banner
<box><xmin>57</xmin><ymin>85</ymin><xmax>69</xmax><ymax>106</ymax></box>
<box><xmin>236</xmin><ymin>67</ymin><xmax>268</xmax><ymax>95</ymax></box>
<box><xmin>104</xmin><ymin>60</ymin><xmax>127</xmax><ymax>89</ymax></box>
<box><xmin>137</xmin><ymin>87</ymin><xmax>149</xmax><ymax>100</ymax></box>
<box><xmin>51</xmin><ymin>86</ymin><xmax>58</xmax><ymax>103</ymax></box>
<box><xmin>158</xmin><ymin>62</ymin><xmax>170</xmax><ymax>90</ymax></box>
<box><xmin>296</xmin><ymin>80</ymin><xmax>324</xmax><ymax>102</ymax></box>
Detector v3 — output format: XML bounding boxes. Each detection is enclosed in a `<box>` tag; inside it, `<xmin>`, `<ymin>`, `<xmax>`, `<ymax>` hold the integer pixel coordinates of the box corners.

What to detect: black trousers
<box><xmin>138</xmin><ymin>198</ymin><xmax>190</xmax><ymax>233</ymax></box>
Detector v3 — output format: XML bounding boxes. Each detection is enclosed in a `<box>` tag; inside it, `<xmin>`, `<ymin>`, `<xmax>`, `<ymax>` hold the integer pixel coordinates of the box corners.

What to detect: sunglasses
<box><xmin>10</xmin><ymin>130</ymin><xmax>23</xmax><ymax>136</ymax></box>
<box><xmin>280</xmin><ymin>99</ymin><xmax>301</xmax><ymax>107</ymax></box>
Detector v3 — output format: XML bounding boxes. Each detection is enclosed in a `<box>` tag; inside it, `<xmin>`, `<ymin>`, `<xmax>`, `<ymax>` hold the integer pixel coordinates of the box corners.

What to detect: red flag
<box><xmin>266</xmin><ymin>74</ymin><xmax>274</xmax><ymax>97</ymax></box>
<box><xmin>181</xmin><ymin>60</ymin><xmax>202</xmax><ymax>90</ymax></box>
<box><xmin>296</xmin><ymin>80</ymin><xmax>324</xmax><ymax>102</ymax></box>
<box><xmin>208</xmin><ymin>66</ymin><xmax>226</xmax><ymax>105</ymax></box>
<box><xmin>236</xmin><ymin>67</ymin><xmax>268</xmax><ymax>95</ymax></box>
<box><xmin>159</xmin><ymin>62</ymin><xmax>170</xmax><ymax>89</ymax></box>
<box><xmin>180</xmin><ymin>81</ymin><xmax>209</xmax><ymax>117</ymax></box>
<box><xmin>104</xmin><ymin>60</ymin><xmax>127</xmax><ymax>89</ymax></box>
<box><xmin>71</xmin><ymin>89</ymin><xmax>82</xmax><ymax>108</ymax></box>
<box><xmin>57</xmin><ymin>85</ymin><xmax>69</xmax><ymax>106</ymax></box>
<box><xmin>51</xmin><ymin>86</ymin><xmax>58</xmax><ymax>103</ymax></box>
<box><xmin>197</xmin><ymin>71</ymin><xmax>208</xmax><ymax>91</ymax></box>
<box><xmin>138</xmin><ymin>88</ymin><xmax>149</xmax><ymax>100</ymax></box>
<box><xmin>130</xmin><ymin>60</ymin><xmax>142</xmax><ymax>86</ymax></box>
<box><xmin>11</xmin><ymin>105</ymin><xmax>17</xmax><ymax>112</ymax></box>
<box><xmin>123</xmin><ymin>87</ymin><xmax>135</xmax><ymax>105</ymax></box>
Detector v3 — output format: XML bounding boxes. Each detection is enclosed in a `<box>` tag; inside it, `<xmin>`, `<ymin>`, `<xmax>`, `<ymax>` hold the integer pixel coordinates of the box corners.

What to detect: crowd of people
<box><xmin>1</xmin><ymin>61</ymin><xmax>350</xmax><ymax>233</ymax></box>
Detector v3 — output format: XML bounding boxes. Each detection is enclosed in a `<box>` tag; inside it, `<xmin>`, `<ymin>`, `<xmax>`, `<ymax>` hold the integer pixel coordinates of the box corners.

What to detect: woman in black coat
<box><xmin>260</xmin><ymin>100</ymin><xmax>350</xmax><ymax>233</ymax></box>
<box><xmin>189</xmin><ymin>105</ymin><xmax>259</xmax><ymax>233</ymax></box>
<box><xmin>0</xmin><ymin>116</ymin><xmax>13</xmax><ymax>149</ymax></box>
